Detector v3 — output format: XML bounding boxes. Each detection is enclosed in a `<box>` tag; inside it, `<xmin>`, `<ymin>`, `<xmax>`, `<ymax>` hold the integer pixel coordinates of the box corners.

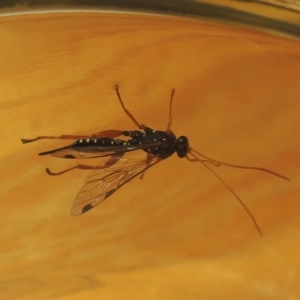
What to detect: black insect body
<box><xmin>21</xmin><ymin>85</ymin><xmax>289</xmax><ymax>236</ymax></box>
<box><xmin>38</xmin><ymin>127</ymin><xmax>189</xmax><ymax>160</ymax></box>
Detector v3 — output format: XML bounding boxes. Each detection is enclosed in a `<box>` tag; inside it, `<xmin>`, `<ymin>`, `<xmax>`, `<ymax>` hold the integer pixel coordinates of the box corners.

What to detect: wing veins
<box><xmin>70</xmin><ymin>151</ymin><xmax>161</xmax><ymax>215</ymax></box>
<box><xmin>49</xmin><ymin>141</ymin><xmax>162</xmax><ymax>159</ymax></box>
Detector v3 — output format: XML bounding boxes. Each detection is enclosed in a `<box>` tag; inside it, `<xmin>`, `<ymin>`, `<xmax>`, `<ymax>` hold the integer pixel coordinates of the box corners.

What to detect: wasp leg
<box><xmin>166</xmin><ymin>88</ymin><xmax>175</xmax><ymax>134</ymax></box>
<box><xmin>114</xmin><ymin>84</ymin><xmax>146</xmax><ymax>130</ymax></box>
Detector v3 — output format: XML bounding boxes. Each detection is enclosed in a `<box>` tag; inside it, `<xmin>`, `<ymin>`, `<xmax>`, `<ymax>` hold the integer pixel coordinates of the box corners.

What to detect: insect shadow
<box><xmin>22</xmin><ymin>84</ymin><xmax>290</xmax><ymax>236</ymax></box>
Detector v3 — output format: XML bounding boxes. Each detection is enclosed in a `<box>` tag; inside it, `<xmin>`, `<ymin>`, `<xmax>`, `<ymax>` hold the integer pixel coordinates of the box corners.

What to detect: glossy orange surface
<box><xmin>0</xmin><ymin>12</ymin><xmax>299</xmax><ymax>299</ymax></box>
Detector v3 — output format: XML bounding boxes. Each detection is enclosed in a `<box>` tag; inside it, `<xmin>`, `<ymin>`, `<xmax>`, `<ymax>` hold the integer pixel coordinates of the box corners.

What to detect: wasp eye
<box><xmin>176</xmin><ymin>136</ymin><xmax>189</xmax><ymax>158</ymax></box>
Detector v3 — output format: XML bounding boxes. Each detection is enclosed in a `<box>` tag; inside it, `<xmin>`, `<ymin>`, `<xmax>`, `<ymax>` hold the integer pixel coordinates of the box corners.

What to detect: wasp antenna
<box><xmin>189</xmin><ymin>148</ymin><xmax>290</xmax><ymax>181</ymax></box>
<box><xmin>200</xmin><ymin>159</ymin><xmax>263</xmax><ymax>236</ymax></box>
<box><xmin>187</xmin><ymin>151</ymin><xmax>262</xmax><ymax>236</ymax></box>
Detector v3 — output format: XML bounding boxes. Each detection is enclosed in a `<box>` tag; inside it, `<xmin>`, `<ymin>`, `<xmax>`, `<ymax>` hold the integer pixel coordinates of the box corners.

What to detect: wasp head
<box><xmin>176</xmin><ymin>136</ymin><xmax>189</xmax><ymax>158</ymax></box>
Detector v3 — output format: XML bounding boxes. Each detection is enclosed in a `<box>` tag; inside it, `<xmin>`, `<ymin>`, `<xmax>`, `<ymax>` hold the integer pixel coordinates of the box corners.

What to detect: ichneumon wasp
<box><xmin>21</xmin><ymin>84</ymin><xmax>290</xmax><ymax>236</ymax></box>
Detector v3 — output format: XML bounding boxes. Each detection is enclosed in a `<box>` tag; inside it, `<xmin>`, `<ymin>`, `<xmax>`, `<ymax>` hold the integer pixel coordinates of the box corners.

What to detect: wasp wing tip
<box><xmin>70</xmin><ymin>208</ymin><xmax>82</xmax><ymax>216</ymax></box>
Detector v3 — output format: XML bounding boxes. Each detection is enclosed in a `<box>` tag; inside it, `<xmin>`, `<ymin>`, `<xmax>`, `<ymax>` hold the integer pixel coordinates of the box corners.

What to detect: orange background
<box><xmin>0</xmin><ymin>12</ymin><xmax>300</xmax><ymax>299</ymax></box>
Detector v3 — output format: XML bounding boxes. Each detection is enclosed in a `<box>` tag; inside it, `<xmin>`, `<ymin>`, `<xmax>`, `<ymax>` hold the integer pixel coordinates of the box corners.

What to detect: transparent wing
<box><xmin>51</xmin><ymin>146</ymin><xmax>141</xmax><ymax>159</ymax></box>
<box><xmin>70</xmin><ymin>151</ymin><xmax>161</xmax><ymax>216</ymax></box>
<box><xmin>39</xmin><ymin>142</ymin><xmax>162</xmax><ymax>159</ymax></box>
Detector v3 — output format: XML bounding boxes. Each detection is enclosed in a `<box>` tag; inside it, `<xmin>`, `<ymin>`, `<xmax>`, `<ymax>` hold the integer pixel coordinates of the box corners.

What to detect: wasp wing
<box><xmin>70</xmin><ymin>151</ymin><xmax>161</xmax><ymax>216</ymax></box>
<box><xmin>39</xmin><ymin>142</ymin><xmax>162</xmax><ymax>159</ymax></box>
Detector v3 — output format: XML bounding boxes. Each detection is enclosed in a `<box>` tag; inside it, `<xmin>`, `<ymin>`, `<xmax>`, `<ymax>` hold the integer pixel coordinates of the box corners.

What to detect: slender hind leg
<box><xmin>21</xmin><ymin>85</ymin><xmax>154</xmax><ymax>144</ymax></box>
<box><xmin>21</xmin><ymin>84</ymin><xmax>142</xmax><ymax>144</ymax></box>
<box><xmin>22</xmin><ymin>134</ymin><xmax>97</xmax><ymax>144</ymax></box>
<box><xmin>21</xmin><ymin>130</ymin><xmax>123</xmax><ymax>144</ymax></box>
